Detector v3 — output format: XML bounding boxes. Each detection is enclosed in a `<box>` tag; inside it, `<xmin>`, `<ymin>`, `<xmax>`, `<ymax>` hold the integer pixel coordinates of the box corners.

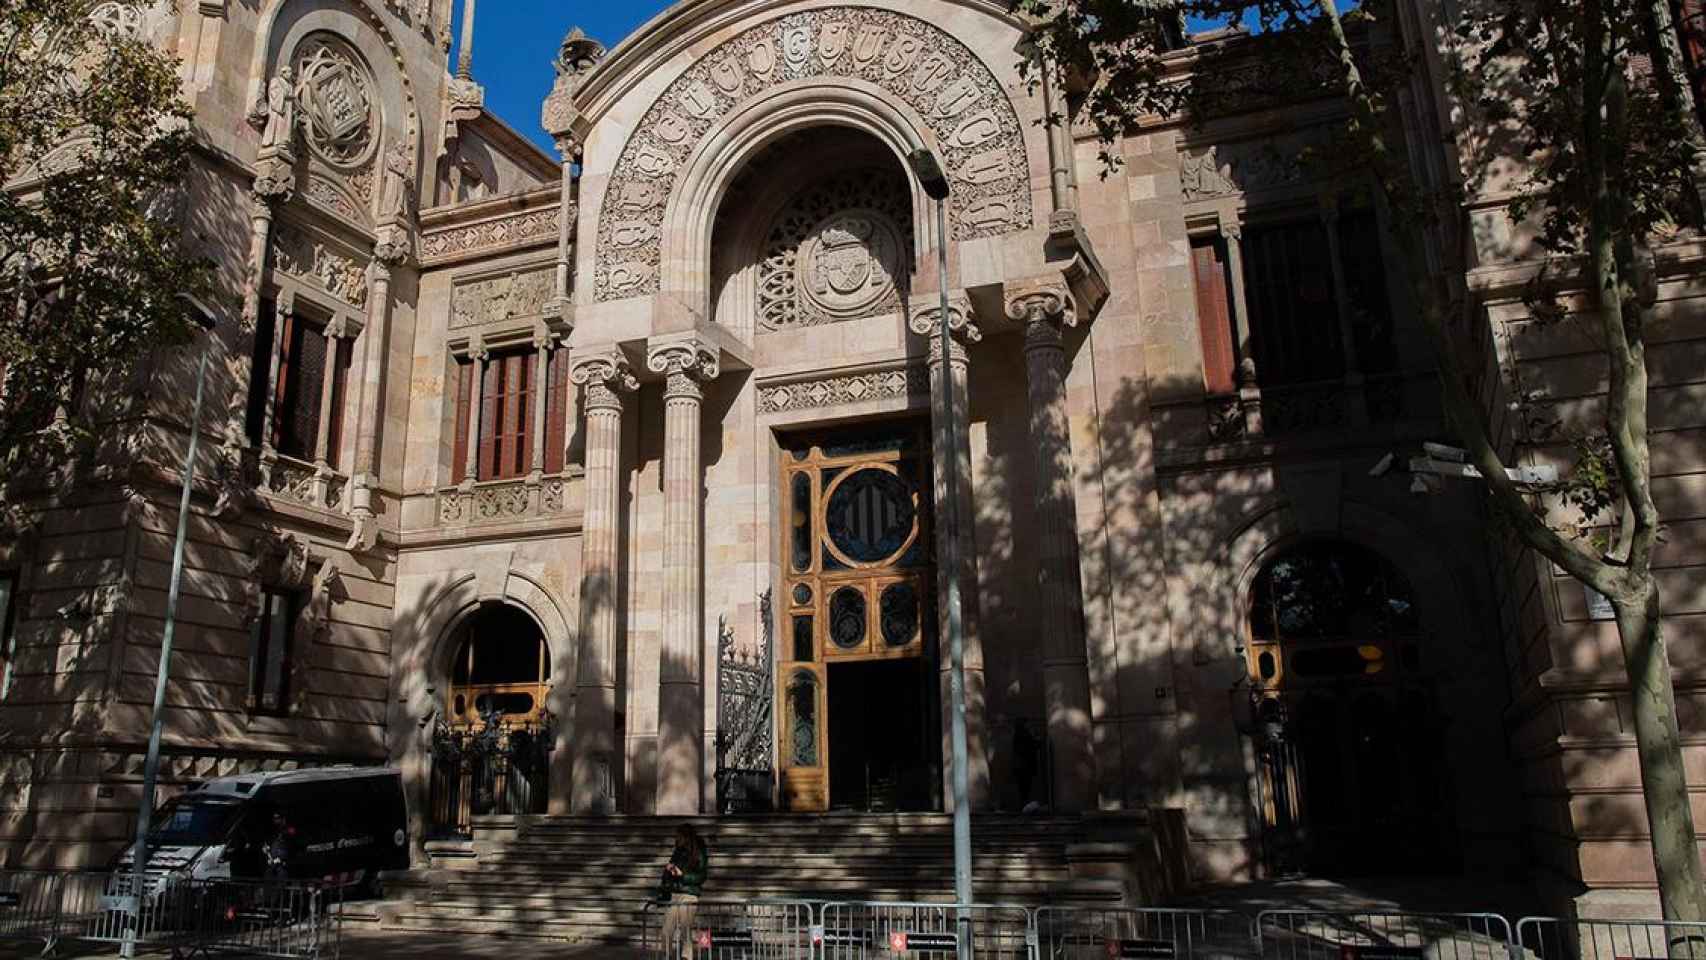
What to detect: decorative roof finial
<box><xmin>553</xmin><ymin>27</ymin><xmax>606</xmax><ymax>84</ymax></box>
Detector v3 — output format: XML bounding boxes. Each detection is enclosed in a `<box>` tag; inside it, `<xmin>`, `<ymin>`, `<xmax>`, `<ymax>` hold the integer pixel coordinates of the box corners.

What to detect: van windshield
<box><xmin>149</xmin><ymin>797</ymin><xmax>242</xmax><ymax>847</ymax></box>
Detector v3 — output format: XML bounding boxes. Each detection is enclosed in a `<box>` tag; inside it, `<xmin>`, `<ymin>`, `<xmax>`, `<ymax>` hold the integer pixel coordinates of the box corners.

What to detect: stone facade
<box><xmin>0</xmin><ymin>0</ymin><xmax>1702</xmax><ymax>917</ymax></box>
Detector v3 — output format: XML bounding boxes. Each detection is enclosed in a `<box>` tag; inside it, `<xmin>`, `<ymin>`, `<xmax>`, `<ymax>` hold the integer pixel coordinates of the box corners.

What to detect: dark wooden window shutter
<box><xmin>323</xmin><ymin>337</ymin><xmax>353</xmax><ymax>470</ymax></box>
<box><xmin>1192</xmin><ymin>237</ymin><xmax>1238</xmax><ymax>395</ymax></box>
<box><xmin>478</xmin><ymin>358</ymin><xmax>500</xmax><ymax>480</ymax></box>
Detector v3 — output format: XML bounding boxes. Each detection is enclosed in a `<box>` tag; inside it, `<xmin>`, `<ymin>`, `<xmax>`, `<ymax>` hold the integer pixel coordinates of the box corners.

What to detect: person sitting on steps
<box><xmin>655</xmin><ymin>823</ymin><xmax>709</xmax><ymax>958</ymax></box>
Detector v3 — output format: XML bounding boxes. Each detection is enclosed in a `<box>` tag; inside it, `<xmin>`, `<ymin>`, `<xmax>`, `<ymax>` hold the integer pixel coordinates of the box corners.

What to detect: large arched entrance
<box><xmin>1244</xmin><ymin>541</ymin><xmax>1454</xmax><ymax>876</ymax></box>
<box><xmin>429</xmin><ymin>604</ymin><xmax>554</xmax><ymax>837</ymax></box>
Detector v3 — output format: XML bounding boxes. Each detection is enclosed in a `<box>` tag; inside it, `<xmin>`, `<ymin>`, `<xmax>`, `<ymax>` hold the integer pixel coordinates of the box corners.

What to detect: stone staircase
<box><xmin>369</xmin><ymin>811</ymin><xmax>1184</xmax><ymax>946</ymax></box>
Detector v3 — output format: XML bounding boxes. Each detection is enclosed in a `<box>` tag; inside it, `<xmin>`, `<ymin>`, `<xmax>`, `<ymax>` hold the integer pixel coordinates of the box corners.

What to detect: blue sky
<box><xmin>450</xmin><ymin>1</ymin><xmax>673</xmax><ymax>152</ymax></box>
<box><xmin>451</xmin><ymin>2</ymin><xmax>1271</xmax><ymax>154</ymax></box>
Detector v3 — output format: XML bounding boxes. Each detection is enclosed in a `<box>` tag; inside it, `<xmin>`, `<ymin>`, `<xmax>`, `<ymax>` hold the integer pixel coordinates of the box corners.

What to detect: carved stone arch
<box><xmin>657</xmin><ymin>81</ymin><xmax>940</xmax><ymax>334</ymax></box>
<box><xmin>392</xmin><ymin>568</ymin><xmax>578</xmax><ymax>840</ymax></box>
<box><xmin>593</xmin><ymin>6</ymin><xmax>1034</xmax><ymax>304</ymax></box>
<box><xmin>1216</xmin><ymin>498</ymin><xmax>1481</xmax><ymax>668</ymax></box>
<box><xmin>245</xmin><ymin>0</ymin><xmax>423</xmax><ymax>213</ymax></box>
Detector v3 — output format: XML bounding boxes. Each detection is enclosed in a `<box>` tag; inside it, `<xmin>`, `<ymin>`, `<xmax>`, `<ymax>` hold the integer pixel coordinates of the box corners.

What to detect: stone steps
<box><xmin>378</xmin><ymin>812</ymin><xmax>1156</xmax><ymax>946</ymax></box>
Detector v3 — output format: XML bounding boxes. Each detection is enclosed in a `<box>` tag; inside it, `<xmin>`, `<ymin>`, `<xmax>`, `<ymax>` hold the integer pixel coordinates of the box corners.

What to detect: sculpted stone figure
<box><xmin>383</xmin><ymin>141</ymin><xmax>414</xmax><ymax>221</ymax></box>
<box><xmin>258</xmin><ymin>67</ymin><xmax>296</xmax><ymax>152</ymax></box>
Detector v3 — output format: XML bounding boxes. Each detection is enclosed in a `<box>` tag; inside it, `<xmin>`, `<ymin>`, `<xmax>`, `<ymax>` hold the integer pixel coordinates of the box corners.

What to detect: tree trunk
<box><xmin>1615</xmin><ymin>577</ymin><xmax>1706</xmax><ymax>922</ymax></box>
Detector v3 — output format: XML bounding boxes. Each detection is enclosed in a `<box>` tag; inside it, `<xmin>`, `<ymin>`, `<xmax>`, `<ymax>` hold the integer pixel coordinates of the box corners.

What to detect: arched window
<box><xmin>1248</xmin><ymin>540</ymin><xmax>1420</xmax><ymax>685</ymax></box>
<box><xmin>1245</xmin><ymin>541</ymin><xmax>1450</xmax><ymax>875</ymax></box>
<box><xmin>447</xmin><ymin>604</ymin><xmax>550</xmax><ymax>729</ymax></box>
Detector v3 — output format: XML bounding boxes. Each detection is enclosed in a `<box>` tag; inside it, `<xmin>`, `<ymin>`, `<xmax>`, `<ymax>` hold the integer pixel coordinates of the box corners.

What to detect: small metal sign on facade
<box><xmin>1584</xmin><ymin>584</ymin><xmax>1617</xmax><ymax>621</ymax></box>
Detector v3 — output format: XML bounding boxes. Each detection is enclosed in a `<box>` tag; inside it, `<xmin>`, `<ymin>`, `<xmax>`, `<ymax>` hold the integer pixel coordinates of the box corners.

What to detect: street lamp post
<box><xmin>905</xmin><ymin>148</ymin><xmax>972</xmax><ymax>949</ymax></box>
<box><xmin>122</xmin><ymin>337</ymin><xmax>213</xmax><ymax>958</ymax></box>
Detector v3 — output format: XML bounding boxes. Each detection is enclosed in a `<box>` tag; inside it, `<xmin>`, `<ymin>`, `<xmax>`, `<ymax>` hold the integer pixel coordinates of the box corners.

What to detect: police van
<box><xmin>113</xmin><ymin>767</ymin><xmax>409</xmax><ymax>896</ymax></box>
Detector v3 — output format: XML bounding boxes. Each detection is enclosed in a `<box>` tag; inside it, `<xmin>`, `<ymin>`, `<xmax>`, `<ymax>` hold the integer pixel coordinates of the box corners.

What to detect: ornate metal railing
<box><xmin>436</xmin><ymin>474</ymin><xmax>568</xmax><ymax>525</ymax></box>
<box><xmin>428</xmin><ymin>708</ymin><xmax>553</xmax><ymax>838</ymax></box>
<box><xmin>715</xmin><ymin>591</ymin><xmax>775</xmax><ymax>814</ymax></box>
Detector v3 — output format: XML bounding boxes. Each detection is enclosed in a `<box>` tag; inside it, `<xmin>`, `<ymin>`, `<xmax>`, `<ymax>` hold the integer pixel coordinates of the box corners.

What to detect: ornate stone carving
<box><xmin>274</xmin><ymin>223</ymin><xmax>369</xmax><ymax>306</ymax></box>
<box><xmin>595</xmin><ymin>7</ymin><xmax>1032</xmax><ymax>302</ymax></box>
<box><xmin>757</xmin><ymin>365</ymin><xmax>929</xmax><ymax>414</ymax></box>
<box><xmin>306</xmin><ymin>175</ymin><xmax>362</xmax><ymax>222</ymax></box>
<box><xmin>907</xmin><ymin>295</ymin><xmax>981</xmax><ymax>343</ymax></box>
<box><xmin>381</xmin><ymin>140</ymin><xmax>415</xmax><ymax>223</ymax></box>
<box><xmin>1180</xmin><ymin>132</ymin><xmax>1328</xmax><ymax>201</ymax></box>
<box><xmin>758</xmin><ymin>167</ymin><xmax>913</xmax><ymax>332</ymax></box>
<box><xmin>571</xmin><ymin>353</ymin><xmax>640</xmax><ymax>412</ymax></box>
<box><xmin>647</xmin><ymin>340</ymin><xmax>720</xmax><ymax>384</ymax></box>
<box><xmin>451</xmin><ymin>270</ymin><xmax>554</xmax><ymax>327</ymax></box>
<box><xmin>419</xmin><ymin>206</ymin><xmax>564</xmax><ymax>263</ymax></box>
<box><xmin>89</xmin><ymin>1</ymin><xmax>142</xmax><ymax>38</ymax></box>
<box><xmin>554</xmin><ymin>27</ymin><xmax>605</xmax><ymax>82</ymax></box>
<box><xmin>293</xmin><ymin>35</ymin><xmax>377</xmax><ymax>170</ymax></box>
<box><xmin>253</xmin><ymin>66</ymin><xmax>297</xmax><ymax>152</ymax></box>
<box><xmin>1005</xmin><ymin>281</ymin><xmax>1075</xmax><ymax>329</ymax></box>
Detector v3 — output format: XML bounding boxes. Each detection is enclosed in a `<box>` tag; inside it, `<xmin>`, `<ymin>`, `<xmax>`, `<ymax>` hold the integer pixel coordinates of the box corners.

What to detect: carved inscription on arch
<box><xmin>594</xmin><ymin>7</ymin><xmax>1034</xmax><ymax>302</ymax></box>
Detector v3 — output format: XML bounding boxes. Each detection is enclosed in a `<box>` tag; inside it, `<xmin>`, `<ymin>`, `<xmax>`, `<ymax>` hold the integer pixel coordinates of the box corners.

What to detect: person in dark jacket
<box><xmin>658</xmin><ymin>824</ymin><xmax>708</xmax><ymax>957</ymax></box>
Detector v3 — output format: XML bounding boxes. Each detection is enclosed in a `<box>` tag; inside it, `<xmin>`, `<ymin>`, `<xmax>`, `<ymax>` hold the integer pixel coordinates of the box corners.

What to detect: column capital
<box><xmin>1004</xmin><ymin>280</ymin><xmax>1075</xmax><ymax>329</ymax></box>
<box><xmin>646</xmin><ymin>336</ymin><xmax>720</xmax><ymax>383</ymax></box>
<box><xmin>531</xmin><ymin>320</ymin><xmax>558</xmax><ymax>353</ymax></box>
<box><xmin>908</xmin><ymin>293</ymin><xmax>982</xmax><ymax>346</ymax></box>
<box><xmin>1221</xmin><ymin>221</ymin><xmax>1244</xmax><ymax>242</ymax></box>
<box><xmin>571</xmin><ymin>349</ymin><xmax>639</xmax><ymax>411</ymax></box>
<box><xmin>467</xmin><ymin>331</ymin><xmax>489</xmax><ymax>364</ymax></box>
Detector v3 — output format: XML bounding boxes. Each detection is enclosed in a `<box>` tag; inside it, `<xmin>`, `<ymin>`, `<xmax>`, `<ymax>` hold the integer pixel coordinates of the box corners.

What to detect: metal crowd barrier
<box><xmin>0</xmin><ymin>870</ymin><xmax>342</xmax><ymax>959</ymax></box>
<box><xmin>1256</xmin><ymin>911</ymin><xmax>1513</xmax><ymax>960</ymax></box>
<box><xmin>59</xmin><ymin>870</ymin><xmax>198</xmax><ymax>952</ymax></box>
<box><xmin>178</xmin><ymin>878</ymin><xmax>343</xmax><ymax>959</ymax></box>
<box><xmin>1517</xmin><ymin>916</ymin><xmax>1706</xmax><ymax>960</ymax></box>
<box><xmin>816</xmin><ymin>901</ymin><xmax>1034</xmax><ymax>957</ymax></box>
<box><xmin>1035</xmin><ymin>906</ymin><xmax>1256</xmax><ymax>959</ymax></box>
<box><xmin>0</xmin><ymin>870</ymin><xmax>65</xmax><ymax>956</ymax></box>
<box><xmin>642</xmin><ymin>898</ymin><xmax>816</xmax><ymax>958</ymax></box>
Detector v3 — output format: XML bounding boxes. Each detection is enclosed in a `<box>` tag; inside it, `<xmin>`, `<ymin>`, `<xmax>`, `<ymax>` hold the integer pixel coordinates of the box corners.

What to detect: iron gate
<box><xmin>428</xmin><ymin>706</ymin><xmax>552</xmax><ymax>837</ymax></box>
<box><xmin>715</xmin><ymin>591</ymin><xmax>775</xmax><ymax>813</ymax></box>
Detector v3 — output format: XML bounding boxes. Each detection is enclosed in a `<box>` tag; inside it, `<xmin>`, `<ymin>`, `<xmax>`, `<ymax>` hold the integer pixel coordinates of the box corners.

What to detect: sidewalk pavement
<box><xmin>0</xmin><ymin>929</ymin><xmax>648</xmax><ymax>959</ymax></box>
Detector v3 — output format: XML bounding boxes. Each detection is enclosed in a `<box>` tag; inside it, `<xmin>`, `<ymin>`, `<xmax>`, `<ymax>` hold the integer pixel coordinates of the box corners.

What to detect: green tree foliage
<box><xmin>1016</xmin><ymin>0</ymin><xmax>1706</xmax><ymax>919</ymax></box>
<box><xmin>0</xmin><ymin>0</ymin><xmax>211</xmax><ymax>468</ymax></box>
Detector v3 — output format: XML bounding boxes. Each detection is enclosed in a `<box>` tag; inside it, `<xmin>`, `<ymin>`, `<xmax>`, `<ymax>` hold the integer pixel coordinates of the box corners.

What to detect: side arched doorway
<box><xmin>429</xmin><ymin>604</ymin><xmax>554</xmax><ymax>838</ymax></box>
<box><xmin>1245</xmin><ymin>541</ymin><xmax>1455</xmax><ymax>876</ymax></box>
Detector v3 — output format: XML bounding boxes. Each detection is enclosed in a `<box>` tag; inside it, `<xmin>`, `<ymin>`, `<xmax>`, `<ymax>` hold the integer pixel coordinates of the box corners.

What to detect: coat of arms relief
<box><xmin>757</xmin><ymin>167</ymin><xmax>913</xmax><ymax>332</ymax></box>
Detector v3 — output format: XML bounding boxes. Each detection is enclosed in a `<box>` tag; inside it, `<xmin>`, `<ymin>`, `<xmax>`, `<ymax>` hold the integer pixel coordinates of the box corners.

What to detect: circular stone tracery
<box><xmin>293</xmin><ymin>34</ymin><xmax>377</xmax><ymax>170</ymax></box>
<box><xmin>758</xmin><ymin>167</ymin><xmax>914</xmax><ymax>331</ymax></box>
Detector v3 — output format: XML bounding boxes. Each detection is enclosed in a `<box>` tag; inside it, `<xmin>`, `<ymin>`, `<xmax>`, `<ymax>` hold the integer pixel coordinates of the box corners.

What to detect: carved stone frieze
<box><xmin>419</xmin><ymin>206</ymin><xmax>564</xmax><ymax>263</ymax></box>
<box><xmin>757</xmin><ymin>365</ymin><xmax>929</xmax><ymax>414</ymax></box>
<box><xmin>1180</xmin><ymin>129</ymin><xmax>1332</xmax><ymax>201</ymax></box>
<box><xmin>451</xmin><ymin>270</ymin><xmax>555</xmax><ymax>327</ymax></box>
<box><xmin>273</xmin><ymin>223</ymin><xmax>369</xmax><ymax>306</ymax></box>
<box><xmin>595</xmin><ymin>7</ymin><xmax>1033</xmax><ymax>302</ymax></box>
<box><xmin>306</xmin><ymin>175</ymin><xmax>364</xmax><ymax>223</ymax></box>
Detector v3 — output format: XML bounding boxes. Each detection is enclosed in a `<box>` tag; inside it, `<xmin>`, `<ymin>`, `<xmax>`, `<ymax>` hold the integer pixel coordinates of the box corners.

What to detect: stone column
<box><xmin>908</xmin><ymin>297</ymin><xmax>991</xmax><ymax>812</ymax></box>
<box><xmin>647</xmin><ymin>337</ymin><xmax>719</xmax><ymax>816</ymax></box>
<box><xmin>258</xmin><ymin>291</ymin><xmax>294</xmax><ymax>475</ymax></box>
<box><xmin>1008</xmin><ymin>283</ymin><xmax>1095</xmax><ymax>812</ymax></box>
<box><xmin>462</xmin><ymin>336</ymin><xmax>488</xmax><ymax>487</ymax></box>
<box><xmin>309</xmin><ymin>315</ymin><xmax>349</xmax><ymax>508</ymax></box>
<box><xmin>346</xmin><ymin>232</ymin><xmax>408</xmax><ymax>552</ymax></box>
<box><xmin>568</xmin><ymin>351</ymin><xmax>637</xmax><ymax>814</ymax></box>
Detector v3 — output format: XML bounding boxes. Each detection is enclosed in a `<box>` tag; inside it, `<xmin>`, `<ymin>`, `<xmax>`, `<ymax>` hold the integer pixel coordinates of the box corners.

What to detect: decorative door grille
<box><xmin>715</xmin><ymin>592</ymin><xmax>775</xmax><ymax>813</ymax></box>
<box><xmin>428</xmin><ymin>705</ymin><xmax>552</xmax><ymax>838</ymax></box>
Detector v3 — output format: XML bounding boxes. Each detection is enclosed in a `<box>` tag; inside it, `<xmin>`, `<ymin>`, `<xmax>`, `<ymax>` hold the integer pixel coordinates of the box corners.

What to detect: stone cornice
<box><xmin>417</xmin><ymin>187</ymin><xmax>566</xmax><ymax>267</ymax></box>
